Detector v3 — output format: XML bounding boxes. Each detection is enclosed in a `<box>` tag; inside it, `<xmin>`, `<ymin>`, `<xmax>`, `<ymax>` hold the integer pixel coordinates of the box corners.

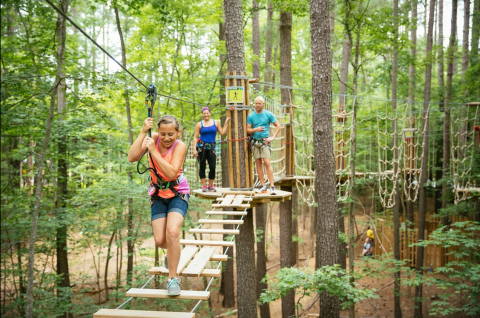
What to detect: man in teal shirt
<box><xmin>247</xmin><ymin>96</ymin><xmax>281</xmax><ymax>194</ymax></box>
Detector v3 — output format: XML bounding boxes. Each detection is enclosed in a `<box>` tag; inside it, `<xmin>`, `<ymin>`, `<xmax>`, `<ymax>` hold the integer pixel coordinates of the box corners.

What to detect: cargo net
<box><xmin>450</xmin><ymin>103</ymin><xmax>479</xmax><ymax>204</ymax></box>
<box><xmin>374</xmin><ymin>99</ymin><xmax>428</xmax><ymax>208</ymax></box>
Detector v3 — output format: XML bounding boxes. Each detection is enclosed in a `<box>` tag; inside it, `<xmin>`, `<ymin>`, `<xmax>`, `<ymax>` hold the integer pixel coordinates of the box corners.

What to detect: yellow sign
<box><xmin>226</xmin><ymin>86</ymin><xmax>244</xmax><ymax>104</ymax></box>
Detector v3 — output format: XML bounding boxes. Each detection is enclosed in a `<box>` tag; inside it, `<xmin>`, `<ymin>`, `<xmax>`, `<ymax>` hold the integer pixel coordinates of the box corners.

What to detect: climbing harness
<box><xmin>248</xmin><ymin>136</ymin><xmax>270</xmax><ymax>150</ymax></box>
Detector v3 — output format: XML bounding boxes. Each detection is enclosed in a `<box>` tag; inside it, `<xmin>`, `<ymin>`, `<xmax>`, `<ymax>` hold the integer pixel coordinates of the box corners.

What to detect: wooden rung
<box><xmin>219</xmin><ymin>194</ymin><xmax>235</xmax><ymax>206</ymax></box>
<box><xmin>189</xmin><ymin>229</ymin><xmax>240</xmax><ymax>235</ymax></box>
<box><xmin>93</xmin><ymin>309</ymin><xmax>195</xmax><ymax>318</ymax></box>
<box><xmin>211</xmin><ymin>254</ymin><xmax>228</xmax><ymax>261</ymax></box>
<box><xmin>212</xmin><ymin>204</ymin><xmax>250</xmax><ymax>209</ymax></box>
<box><xmin>126</xmin><ymin>288</ymin><xmax>210</xmax><ymax>300</ymax></box>
<box><xmin>222</xmin><ymin>190</ymin><xmax>255</xmax><ymax>195</ymax></box>
<box><xmin>216</xmin><ymin>197</ymin><xmax>252</xmax><ymax>202</ymax></box>
<box><xmin>182</xmin><ymin>247</ymin><xmax>216</xmax><ymax>277</ymax></box>
<box><xmin>175</xmin><ymin>246</ymin><xmax>199</xmax><ymax>274</ymax></box>
<box><xmin>207</xmin><ymin>210</ymin><xmax>248</xmax><ymax>215</ymax></box>
<box><xmin>148</xmin><ymin>267</ymin><xmax>221</xmax><ymax>278</ymax></box>
<box><xmin>230</xmin><ymin>195</ymin><xmax>246</xmax><ymax>206</ymax></box>
<box><xmin>197</xmin><ymin>219</ymin><xmax>244</xmax><ymax>225</ymax></box>
<box><xmin>180</xmin><ymin>239</ymin><xmax>234</xmax><ymax>247</ymax></box>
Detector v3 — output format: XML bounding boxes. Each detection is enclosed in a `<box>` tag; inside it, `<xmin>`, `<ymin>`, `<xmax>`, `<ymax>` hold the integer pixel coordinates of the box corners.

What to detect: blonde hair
<box><xmin>157</xmin><ymin>115</ymin><xmax>180</xmax><ymax>131</ymax></box>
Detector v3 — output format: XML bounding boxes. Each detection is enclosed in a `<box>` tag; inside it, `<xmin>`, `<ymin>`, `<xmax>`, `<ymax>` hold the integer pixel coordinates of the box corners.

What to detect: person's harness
<box><xmin>197</xmin><ymin>139</ymin><xmax>216</xmax><ymax>150</ymax></box>
<box><xmin>248</xmin><ymin>136</ymin><xmax>270</xmax><ymax>149</ymax></box>
<box><xmin>148</xmin><ymin>172</ymin><xmax>186</xmax><ymax>199</ymax></box>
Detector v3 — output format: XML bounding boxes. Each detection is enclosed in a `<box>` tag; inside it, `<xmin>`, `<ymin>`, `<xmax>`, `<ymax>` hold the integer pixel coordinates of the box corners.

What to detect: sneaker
<box><xmin>202</xmin><ymin>186</ymin><xmax>207</xmax><ymax>192</ymax></box>
<box><xmin>208</xmin><ymin>186</ymin><xmax>216</xmax><ymax>192</ymax></box>
<box><xmin>270</xmin><ymin>186</ymin><xmax>277</xmax><ymax>195</ymax></box>
<box><xmin>257</xmin><ymin>185</ymin><xmax>268</xmax><ymax>193</ymax></box>
<box><xmin>164</xmin><ymin>255</ymin><xmax>168</xmax><ymax>269</ymax></box>
<box><xmin>167</xmin><ymin>277</ymin><xmax>181</xmax><ymax>296</ymax></box>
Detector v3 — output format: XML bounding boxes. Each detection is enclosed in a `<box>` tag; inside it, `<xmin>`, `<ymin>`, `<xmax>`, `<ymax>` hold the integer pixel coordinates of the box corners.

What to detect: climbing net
<box><xmin>374</xmin><ymin>99</ymin><xmax>429</xmax><ymax>208</ymax></box>
<box><xmin>450</xmin><ymin>103</ymin><xmax>479</xmax><ymax>204</ymax></box>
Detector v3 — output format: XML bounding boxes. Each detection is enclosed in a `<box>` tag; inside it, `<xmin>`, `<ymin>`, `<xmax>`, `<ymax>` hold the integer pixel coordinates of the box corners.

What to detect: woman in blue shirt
<box><xmin>193</xmin><ymin>107</ymin><xmax>230</xmax><ymax>192</ymax></box>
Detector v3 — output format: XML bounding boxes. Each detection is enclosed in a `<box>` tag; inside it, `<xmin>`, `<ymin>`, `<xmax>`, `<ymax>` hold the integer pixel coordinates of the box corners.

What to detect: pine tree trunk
<box><xmin>462</xmin><ymin>0</ymin><xmax>470</xmax><ymax>77</ymax></box>
<box><xmin>470</xmin><ymin>0</ymin><xmax>480</xmax><ymax>65</ymax></box>
<box><xmin>114</xmin><ymin>4</ymin><xmax>135</xmax><ymax>286</ymax></box>
<box><xmin>54</xmin><ymin>2</ymin><xmax>71</xmax><ymax>317</ymax></box>
<box><xmin>256</xmin><ymin>204</ymin><xmax>271</xmax><ymax>318</ymax></box>
<box><xmin>252</xmin><ymin>0</ymin><xmax>260</xmax><ymax>91</ymax></box>
<box><xmin>415</xmin><ymin>0</ymin><xmax>436</xmax><ymax>316</ymax></box>
<box><xmin>442</xmin><ymin>0</ymin><xmax>457</xmax><ymax>211</ymax></box>
<box><xmin>264</xmin><ymin>0</ymin><xmax>274</xmax><ymax>93</ymax></box>
<box><xmin>310</xmin><ymin>0</ymin><xmax>340</xmax><ymax>316</ymax></box>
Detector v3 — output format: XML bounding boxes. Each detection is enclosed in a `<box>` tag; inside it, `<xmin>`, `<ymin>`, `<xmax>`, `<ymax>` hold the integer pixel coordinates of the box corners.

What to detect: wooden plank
<box><xmin>175</xmin><ymin>246</ymin><xmax>199</xmax><ymax>274</ymax></box>
<box><xmin>180</xmin><ymin>239</ymin><xmax>234</xmax><ymax>247</ymax></box>
<box><xmin>230</xmin><ymin>195</ymin><xmax>246</xmax><ymax>206</ymax></box>
<box><xmin>189</xmin><ymin>229</ymin><xmax>240</xmax><ymax>235</ymax></box>
<box><xmin>93</xmin><ymin>309</ymin><xmax>195</xmax><ymax>318</ymax></box>
<box><xmin>219</xmin><ymin>194</ymin><xmax>235</xmax><ymax>206</ymax></box>
<box><xmin>182</xmin><ymin>247</ymin><xmax>216</xmax><ymax>277</ymax></box>
<box><xmin>222</xmin><ymin>190</ymin><xmax>255</xmax><ymax>195</ymax></box>
<box><xmin>211</xmin><ymin>204</ymin><xmax>250</xmax><ymax>209</ymax></box>
<box><xmin>228</xmin><ymin>110</ymin><xmax>234</xmax><ymax>188</ymax></box>
<box><xmin>211</xmin><ymin>254</ymin><xmax>228</xmax><ymax>261</ymax></box>
<box><xmin>217</xmin><ymin>197</ymin><xmax>252</xmax><ymax>202</ymax></box>
<box><xmin>206</xmin><ymin>210</ymin><xmax>247</xmax><ymax>215</ymax></box>
<box><xmin>126</xmin><ymin>288</ymin><xmax>210</xmax><ymax>300</ymax></box>
<box><xmin>148</xmin><ymin>267</ymin><xmax>221</xmax><ymax>278</ymax></box>
<box><xmin>197</xmin><ymin>219</ymin><xmax>244</xmax><ymax>225</ymax></box>
<box><xmin>234</xmin><ymin>104</ymin><xmax>240</xmax><ymax>188</ymax></box>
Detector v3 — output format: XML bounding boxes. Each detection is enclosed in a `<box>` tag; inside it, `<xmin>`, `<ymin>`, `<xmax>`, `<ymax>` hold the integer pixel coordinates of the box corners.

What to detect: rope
<box><xmin>44</xmin><ymin>0</ymin><xmax>208</xmax><ymax>107</ymax></box>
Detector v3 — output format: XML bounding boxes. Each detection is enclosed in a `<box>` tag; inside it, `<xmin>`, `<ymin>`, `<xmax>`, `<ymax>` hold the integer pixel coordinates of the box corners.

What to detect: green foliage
<box><xmin>259</xmin><ymin>265</ymin><xmax>377</xmax><ymax>315</ymax></box>
<box><xmin>404</xmin><ymin>222</ymin><xmax>480</xmax><ymax>316</ymax></box>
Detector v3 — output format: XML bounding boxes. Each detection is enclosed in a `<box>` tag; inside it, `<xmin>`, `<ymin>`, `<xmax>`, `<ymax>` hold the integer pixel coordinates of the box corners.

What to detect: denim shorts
<box><xmin>151</xmin><ymin>194</ymin><xmax>189</xmax><ymax>221</ymax></box>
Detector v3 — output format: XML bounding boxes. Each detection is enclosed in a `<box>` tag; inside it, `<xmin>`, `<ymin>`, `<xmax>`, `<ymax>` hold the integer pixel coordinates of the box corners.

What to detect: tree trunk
<box><xmin>224</xmin><ymin>1</ymin><xmax>256</xmax><ymax>316</ymax></box>
<box><xmin>462</xmin><ymin>0</ymin><xmax>470</xmax><ymax>77</ymax></box>
<box><xmin>415</xmin><ymin>0</ymin><xmax>436</xmax><ymax>316</ymax></box>
<box><xmin>470</xmin><ymin>0</ymin><xmax>480</xmax><ymax>65</ymax></box>
<box><xmin>114</xmin><ymin>4</ymin><xmax>135</xmax><ymax>286</ymax></box>
<box><xmin>280</xmin><ymin>186</ymin><xmax>295</xmax><ymax>317</ymax></box>
<box><xmin>252</xmin><ymin>0</ymin><xmax>260</xmax><ymax>91</ymax></box>
<box><xmin>442</xmin><ymin>0</ymin><xmax>457</xmax><ymax>211</ymax></box>
<box><xmin>256</xmin><ymin>204</ymin><xmax>271</xmax><ymax>318</ymax></box>
<box><xmin>26</xmin><ymin>79</ymin><xmax>62</xmax><ymax>318</ymax></box>
<box><xmin>392</xmin><ymin>0</ymin><xmax>402</xmax><ymax>316</ymax></box>
<box><xmin>438</xmin><ymin>0</ymin><xmax>445</xmax><ymax>94</ymax></box>
<box><xmin>310</xmin><ymin>0</ymin><xmax>340</xmax><ymax>316</ymax></box>
<box><xmin>264</xmin><ymin>0</ymin><xmax>274</xmax><ymax>93</ymax></box>
<box><xmin>279</xmin><ymin>9</ymin><xmax>296</xmax><ymax>317</ymax></box>
<box><xmin>54</xmin><ymin>2</ymin><xmax>71</xmax><ymax>317</ymax></box>
<box><xmin>218</xmin><ymin>18</ymin><xmax>236</xmax><ymax>308</ymax></box>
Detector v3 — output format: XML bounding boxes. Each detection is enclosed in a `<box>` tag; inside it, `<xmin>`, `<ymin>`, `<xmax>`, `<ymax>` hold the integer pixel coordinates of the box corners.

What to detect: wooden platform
<box><xmin>192</xmin><ymin>188</ymin><xmax>292</xmax><ymax>207</ymax></box>
<box><xmin>94</xmin><ymin>309</ymin><xmax>195</xmax><ymax>318</ymax></box>
<box><xmin>126</xmin><ymin>288</ymin><xmax>210</xmax><ymax>300</ymax></box>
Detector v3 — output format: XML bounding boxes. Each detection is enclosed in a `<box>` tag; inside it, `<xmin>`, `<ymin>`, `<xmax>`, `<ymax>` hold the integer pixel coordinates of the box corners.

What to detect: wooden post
<box><xmin>225</xmin><ymin>71</ymin><xmax>253</xmax><ymax>188</ymax></box>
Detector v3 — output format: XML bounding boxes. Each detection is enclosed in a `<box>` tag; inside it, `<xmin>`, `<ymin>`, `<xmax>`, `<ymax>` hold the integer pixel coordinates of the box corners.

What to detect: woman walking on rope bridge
<box><xmin>193</xmin><ymin>107</ymin><xmax>230</xmax><ymax>192</ymax></box>
<box><xmin>128</xmin><ymin>115</ymin><xmax>189</xmax><ymax>296</ymax></box>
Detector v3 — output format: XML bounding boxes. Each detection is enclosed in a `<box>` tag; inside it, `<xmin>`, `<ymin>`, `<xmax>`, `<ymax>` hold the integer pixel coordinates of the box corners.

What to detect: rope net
<box><xmin>450</xmin><ymin>103</ymin><xmax>479</xmax><ymax>204</ymax></box>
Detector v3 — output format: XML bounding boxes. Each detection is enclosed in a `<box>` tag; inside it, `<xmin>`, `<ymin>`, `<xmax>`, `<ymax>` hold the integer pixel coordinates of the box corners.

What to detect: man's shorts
<box><xmin>370</xmin><ymin>238</ymin><xmax>375</xmax><ymax>247</ymax></box>
<box><xmin>252</xmin><ymin>145</ymin><xmax>271</xmax><ymax>159</ymax></box>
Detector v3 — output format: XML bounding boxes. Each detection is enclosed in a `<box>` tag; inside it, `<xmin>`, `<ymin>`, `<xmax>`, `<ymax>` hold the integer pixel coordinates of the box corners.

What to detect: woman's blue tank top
<box><xmin>200</xmin><ymin>120</ymin><xmax>217</xmax><ymax>143</ymax></box>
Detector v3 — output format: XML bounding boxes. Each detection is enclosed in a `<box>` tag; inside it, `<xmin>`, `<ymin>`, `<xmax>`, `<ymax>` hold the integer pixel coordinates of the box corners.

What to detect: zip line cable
<box><xmin>44</xmin><ymin>0</ymin><xmax>208</xmax><ymax>107</ymax></box>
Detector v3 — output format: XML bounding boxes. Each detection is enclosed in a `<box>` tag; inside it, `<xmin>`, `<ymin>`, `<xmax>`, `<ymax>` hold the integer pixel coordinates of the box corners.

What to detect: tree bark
<box><xmin>442</xmin><ymin>0</ymin><xmax>457</xmax><ymax>211</ymax></box>
<box><xmin>415</xmin><ymin>0</ymin><xmax>436</xmax><ymax>316</ymax></box>
<box><xmin>252</xmin><ymin>0</ymin><xmax>260</xmax><ymax>91</ymax></box>
<box><xmin>256</xmin><ymin>204</ymin><xmax>271</xmax><ymax>318</ymax></box>
<box><xmin>264</xmin><ymin>0</ymin><xmax>274</xmax><ymax>93</ymax></box>
<box><xmin>462</xmin><ymin>0</ymin><xmax>470</xmax><ymax>77</ymax></box>
<box><xmin>114</xmin><ymin>4</ymin><xmax>135</xmax><ymax>286</ymax></box>
<box><xmin>26</xmin><ymin>79</ymin><xmax>62</xmax><ymax>318</ymax></box>
<box><xmin>280</xmin><ymin>186</ymin><xmax>295</xmax><ymax>317</ymax></box>
<box><xmin>218</xmin><ymin>18</ymin><xmax>236</xmax><ymax>308</ymax></box>
<box><xmin>470</xmin><ymin>0</ymin><xmax>480</xmax><ymax>65</ymax></box>
<box><xmin>392</xmin><ymin>0</ymin><xmax>402</xmax><ymax>316</ymax></box>
<box><xmin>310</xmin><ymin>0</ymin><xmax>340</xmax><ymax>316</ymax></box>
<box><xmin>54</xmin><ymin>2</ymin><xmax>71</xmax><ymax>317</ymax></box>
